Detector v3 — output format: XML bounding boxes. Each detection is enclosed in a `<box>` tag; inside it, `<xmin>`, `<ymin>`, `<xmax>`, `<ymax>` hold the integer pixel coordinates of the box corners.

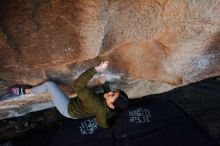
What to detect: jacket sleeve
<box><xmin>74</xmin><ymin>67</ymin><xmax>97</xmax><ymax>92</ymax></box>
<box><xmin>74</xmin><ymin>67</ymin><xmax>98</xmax><ymax>103</ymax></box>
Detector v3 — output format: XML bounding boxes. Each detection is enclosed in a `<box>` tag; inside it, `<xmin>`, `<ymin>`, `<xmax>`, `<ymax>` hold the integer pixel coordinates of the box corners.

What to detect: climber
<box><xmin>10</xmin><ymin>61</ymin><xmax>129</xmax><ymax>128</ymax></box>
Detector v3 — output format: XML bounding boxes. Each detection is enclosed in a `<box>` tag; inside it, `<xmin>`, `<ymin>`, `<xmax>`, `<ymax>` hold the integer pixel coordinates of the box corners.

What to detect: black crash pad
<box><xmin>51</xmin><ymin>99</ymin><xmax>219</xmax><ymax>146</ymax></box>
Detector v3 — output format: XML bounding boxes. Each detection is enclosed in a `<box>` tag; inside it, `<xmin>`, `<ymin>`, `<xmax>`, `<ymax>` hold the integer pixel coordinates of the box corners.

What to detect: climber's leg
<box><xmin>31</xmin><ymin>81</ymin><xmax>75</xmax><ymax>119</ymax></box>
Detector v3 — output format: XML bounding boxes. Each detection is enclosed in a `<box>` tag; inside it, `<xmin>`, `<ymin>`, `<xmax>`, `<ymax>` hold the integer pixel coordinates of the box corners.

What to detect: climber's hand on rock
<box><xmin>95</xmin><ymin>61</ymin><xmax>108</xmax><ymax>73</ymax></box>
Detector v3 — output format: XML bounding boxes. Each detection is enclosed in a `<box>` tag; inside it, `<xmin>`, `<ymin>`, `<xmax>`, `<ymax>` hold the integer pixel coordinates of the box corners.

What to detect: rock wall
<box><xmin>0</xmin><ymin>0</ymin><xmax>220</xmax><ymax>119</ymax></box>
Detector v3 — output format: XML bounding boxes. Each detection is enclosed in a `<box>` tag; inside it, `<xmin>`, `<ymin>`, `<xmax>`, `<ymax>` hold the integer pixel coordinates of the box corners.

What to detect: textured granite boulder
<box><xmin>0</xmin><ymin>0</ymin><xmax>219</xmax><ymax>119</ymax></box>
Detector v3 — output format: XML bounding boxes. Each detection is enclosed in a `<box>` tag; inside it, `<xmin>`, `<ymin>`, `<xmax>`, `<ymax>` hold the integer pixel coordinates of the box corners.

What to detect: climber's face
<box><xmin>104</xmin><ymin>91</ymin><xmax>120</xmax><ymax>109</ymax></box>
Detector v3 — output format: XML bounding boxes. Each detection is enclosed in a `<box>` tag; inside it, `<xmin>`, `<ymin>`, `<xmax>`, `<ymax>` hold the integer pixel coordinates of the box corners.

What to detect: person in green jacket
<box><xmin>11</xmin><ymin>61</ymin><xmax>129</xmax><ymax>128</ymax></box>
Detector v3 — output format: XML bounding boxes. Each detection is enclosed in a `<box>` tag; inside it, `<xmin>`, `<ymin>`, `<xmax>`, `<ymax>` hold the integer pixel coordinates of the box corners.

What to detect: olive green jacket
<box><xmin>68</xmin><ymin>67</ymin><xmax>113</xmax><ymax>128</ymax></box>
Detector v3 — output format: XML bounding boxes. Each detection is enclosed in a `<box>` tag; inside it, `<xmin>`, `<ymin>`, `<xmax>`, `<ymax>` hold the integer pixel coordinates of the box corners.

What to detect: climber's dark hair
<box><xmin>113</xmin><ymin>90</ymin><xmax>129</xmax><ymax>111</ymax></box>
<box><xmin>107</xmin><ymin>90</ymin><xmax>129</xmax><ymax>127</ymax></box>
